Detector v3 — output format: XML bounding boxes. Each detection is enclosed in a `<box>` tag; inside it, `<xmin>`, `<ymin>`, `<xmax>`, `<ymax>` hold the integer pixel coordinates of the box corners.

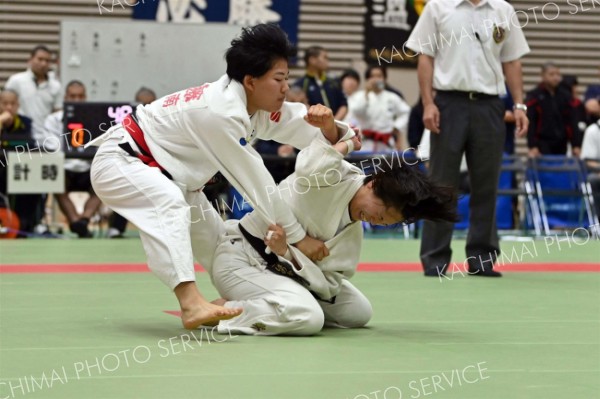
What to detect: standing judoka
<box><xmin>208</xmin><ymin>137</ymin><xmax>458</xmax><ymax>335</ymax></box>
<box><xmin>89</xmin><ymin>24</ymin><xmax>354</xmax><ymax>329</ymax></box>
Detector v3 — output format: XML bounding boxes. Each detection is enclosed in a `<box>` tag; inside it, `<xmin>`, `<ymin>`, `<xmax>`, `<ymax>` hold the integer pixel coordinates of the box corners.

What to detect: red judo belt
<box><xmin>119</xmin><ymin>115</ymin><xmax>172</xmax><ymax>180</ymax></box>
<box><xmin>362</xmin><ymin>129</ymin><xmax>393</xmax><ymax>146</ymax></box>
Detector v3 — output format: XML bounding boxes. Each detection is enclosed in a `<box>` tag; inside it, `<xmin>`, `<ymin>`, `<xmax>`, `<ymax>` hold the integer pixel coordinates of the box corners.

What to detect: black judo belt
<box><xmin>237</xmin><ymin>224</ymin><xmax>336</xmax><ymax>304</ymax></box>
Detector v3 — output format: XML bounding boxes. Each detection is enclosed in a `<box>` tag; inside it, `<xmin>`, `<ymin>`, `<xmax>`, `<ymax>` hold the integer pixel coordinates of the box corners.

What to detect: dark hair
<box><xmin>65</xmin><ymin>80</ymin><xmax>85</xmax><ymax>91</ymax></box>
<box><xmin>365</xmin><ymin>65</ymin><xmax>387</xmax><ymax>80</ymax></box>
<box><xmin>541</xmin><ymin>62</ymin><xmax>558</xmax><ymax>73</ymax></box>
<box><xmin>340</xmin><ymin>69</ymin><xmax>360</xmax><ymax>84</ymax></box>
<box><xmin>561</xmin><ymin>74</ymin><xmax>578</xmax><ymax>89</ymax></box>
<box><xmin>30</xmin><ymin>45</ymin><xmax>51</xmax><ymax>58</ymax></box>
<box><xmin>303</xmin><ymin>46</ymin><xmax>325</xmax><ymax>66</ymax></box>
<box><xmin>226</xmin><ymin>23</ymin><xmax>296</xmax><ymax>83</ymax></box>
<box><xmin>364</xmin><ymin>162</ymin><xmax>458</xmax><ymax>224</ymax></box>
<box><xmin>135</xmin><ymin>86</ymin><xmax>157</xmax><ymax>100</ymax></box>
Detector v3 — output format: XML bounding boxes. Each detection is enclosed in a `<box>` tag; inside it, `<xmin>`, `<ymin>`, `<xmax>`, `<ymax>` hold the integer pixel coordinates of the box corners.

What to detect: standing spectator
<box><xmin>526</xmin><ymin>63</ymin><xmax>581</xmax><ymax>157</ymax></box>
<box><xmin>43</xmin><ymin>81</ymin><xmax>101</xmax><ymax>238</ymax></box>
<box><xmin>107</xmin><ymin>87</ymin><xmax>157</xmax><ymax>239</ymax></box>
<box><xmin>348</xmin><ymin>65</ymin><xmax>410</xmax><ymax>152</ymax></box>
<box><xmin>5</xmin><ymin>45</ymin><xmax>62</xmax><ymax>142</ymax></box>
<box><xmin>407</xmin><ymin>0</ymin><xmax>530</xmax><ymax>277</ymax></box>
<box><xmin>5</xmin><ymin>45</ymin><xmax>62</xmax><ymax>235</ymax></box>
<box><xmin>584</xmin><ymin>66</ymin><xmax>600</xmax><ymax>120</ymax></box>
<box><xmin>294</xmin><ymin>46</ymin><xmax>348</xmax><ymax>120</ymax></box>
<box><xmin>580</xmin><ymin>119</ymin><xmax>600</xmax><ymax>218</ymax></box>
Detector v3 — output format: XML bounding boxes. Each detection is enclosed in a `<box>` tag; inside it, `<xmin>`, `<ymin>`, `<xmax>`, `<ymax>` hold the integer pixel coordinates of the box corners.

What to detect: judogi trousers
<box><xmin>91</xmin><ymin>134</ymin><xmax>225</xmax><ymax>289</ymax></box>
<box><xmin>420</xmin><ymin>92</ymin><xmax>505</xmax><ymax>273</ymax></box>
<box><xmin>211</xmin><ymin>237</ymin><xmax>373</xmax><ymax>336</ymax></box>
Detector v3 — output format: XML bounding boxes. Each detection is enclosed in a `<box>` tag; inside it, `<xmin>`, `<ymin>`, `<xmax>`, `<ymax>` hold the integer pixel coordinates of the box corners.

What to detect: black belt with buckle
<box><xmin>238</xmin><ymin>224</ymin><xmax>309</xmax><ymax>286</ymax></box>
<box><xmin>438</xmin><ymin>90</ymin><xmax>499</xmax><ymax>101</ymax></box>
<box><xmin>237</xmin><ymin>224</ymin><xmax>337</xmax><ymax>304</ymax></box>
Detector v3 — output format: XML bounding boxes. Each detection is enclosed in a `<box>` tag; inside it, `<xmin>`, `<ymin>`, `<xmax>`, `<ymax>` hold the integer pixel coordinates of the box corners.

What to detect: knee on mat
<box><xmin>285</xmin><ymin>302</ymin><xmax>325</xmax><ymax>336</ymax></box>
<box><xmin>336</xmin><ymin>300</ymin><xmax>373</xmax><ymax>328</ymax></box>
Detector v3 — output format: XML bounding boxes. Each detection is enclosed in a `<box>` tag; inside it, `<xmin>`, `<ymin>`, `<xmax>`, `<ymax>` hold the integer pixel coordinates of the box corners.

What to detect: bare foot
<box><xmin>181</xmin><ymin>302</ymin><xmax>242</xmax><ymax>330</ymax></box>
<box><xmin>211</xmin><ymin>298</ymin><xmax>227</xmax><ymax>306</ymax></box>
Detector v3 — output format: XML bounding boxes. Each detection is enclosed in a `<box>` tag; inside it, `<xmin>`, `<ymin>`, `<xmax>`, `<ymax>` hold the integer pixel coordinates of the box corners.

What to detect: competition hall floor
<box><xmin>1</xmin><ymin>238</ymin><xmax>599</xmax><ymax>399</ymax></box>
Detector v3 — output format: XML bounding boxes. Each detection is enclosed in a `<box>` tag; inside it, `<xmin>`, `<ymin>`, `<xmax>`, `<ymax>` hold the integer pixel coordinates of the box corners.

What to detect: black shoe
<box><xmin>70</xmin><ymin>219</ymin><xmax>92</xmax><ymax>238</ymax></box>
<box><xmin>424</xmin><ymin>267</ymin><xmax>446</xmax><ymax>277</ymax></box>
<box><xmin>468</xmin><ymin>268</ymin><xmax>502</xmax><ymax>277</ymax></box>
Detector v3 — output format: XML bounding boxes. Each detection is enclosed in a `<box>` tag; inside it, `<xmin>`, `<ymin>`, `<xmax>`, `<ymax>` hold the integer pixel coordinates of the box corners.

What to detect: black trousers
<box><xmin>420</xmin><ymin>92</ymin><xmax>505</xmax><ymax>273</ymax></box>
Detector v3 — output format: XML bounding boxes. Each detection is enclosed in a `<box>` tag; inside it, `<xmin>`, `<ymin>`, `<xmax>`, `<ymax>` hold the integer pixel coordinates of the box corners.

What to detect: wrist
<box><xmin>513</xmin><ymin>103</ymin><xmax>527</xmax><ymax>112</ymax></box>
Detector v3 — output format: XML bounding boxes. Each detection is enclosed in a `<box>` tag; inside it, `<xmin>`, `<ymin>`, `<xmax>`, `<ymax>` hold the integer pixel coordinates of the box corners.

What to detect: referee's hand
<box><xmin>423</xmin><ymin>103</ymin><xmax>440</xmax><ymax>134</ymax></box>
<box><xmin>514</xmin><ymin>109</ymin><xmax>529</xmax><ymax>137</ymax></box>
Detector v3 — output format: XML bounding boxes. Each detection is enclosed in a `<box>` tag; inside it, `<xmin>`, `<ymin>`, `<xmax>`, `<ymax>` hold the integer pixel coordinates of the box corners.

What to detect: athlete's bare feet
<box><xmin>174</xmin><ymin>282</ymin><xmax>242</xmax><ymax>329</ymax></box>
<box><xmin>180</xmin><ymin>302</ymin><xmax>241</xmax><ymax>329</ymax></box>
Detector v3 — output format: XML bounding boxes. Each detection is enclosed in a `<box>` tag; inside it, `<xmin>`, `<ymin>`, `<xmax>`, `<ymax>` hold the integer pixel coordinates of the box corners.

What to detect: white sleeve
<box><xmin>42</xmin><ymin>113</ymin><xmax>62</xmax><ymax>152</ymax></box>
<box><xmin>499</xmin><ymin>6</ymin><xmax>530</xmax><ymax>62</ymax></box>
<box><xmin>185</xmin><ymin>112</ymin><xmax>306</xmax><ymax>243</ymax></box>
<box><xmin>405</xmin><ymin>2</ymin><xmax>438</xmax><ymax>56</ymax></box>
<box><xmin>347</xmin><ymin>91</ymin><xmax>369</xmax><ymax>119</ymax></box>
<box><xmin>294</xmin><ymin>138</ymin><xmax>360</xmax><ymax>188</ymax></box>
<box><xmin>4</xmin><ymin>75</ymin><xmax>17</xmax><ymax>91</ymax></box>
<box><xmin>256</xmin><ymin>101</ymin><xmax>353</xmax><ymax>147</ymax></box>
<box><xmin>581</xmin><ymin>126</ymin><xmax>600</xmax><ymax>160</ymax></box>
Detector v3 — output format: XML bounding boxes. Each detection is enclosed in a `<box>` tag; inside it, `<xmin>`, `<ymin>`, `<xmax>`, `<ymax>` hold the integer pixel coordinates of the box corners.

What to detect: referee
<box><xmin>406</xmin><ymin>0</ymin><xmax>530</xmax><ymax>277</ymax></box>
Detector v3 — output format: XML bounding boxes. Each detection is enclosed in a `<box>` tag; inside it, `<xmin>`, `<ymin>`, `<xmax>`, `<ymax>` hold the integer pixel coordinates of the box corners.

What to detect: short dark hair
<box><xmin>541</xmin><ymin>62</ymin><xmax>558</xmax><ymax>73</ymax></box>
<box><xmin>135</xmin><ymin>86</ymin><xmax>156</xmax><ymax>100</ymax></box>
<box><xmin>65</xmin><ymin>80</ymin><xmax>85</xmax><ymax>91</ymax></box>
<box><xmin>365</xmin><ymin>65</ymin><xmax>387</xmax><ymax>80</ymax></box>
<box><xmin>340</xmin><ymin>69</ymin><xmax>360</xmax><ymax>84</ymax></box>
<box><xmin>303</xmin><ymin>46</ymin><xmax>325</xmax><ymax>66</ymax></box>
<box><xmin>30</xmin><ymin>45</ymin><xmax>51</xmax><ymax>58</ymax></box>
<box><xmin>226</xmin><ymin>23</ymin><xmax>296</xmax><ymax>83</ymax></box>
<box><xmin>561</xmin><ymin>74</ymin><xmax>578</xmax><ymax>89</ymax></box>
<box><xmin>364</xmin><ymin>162</ymin><xmax>458</xmax><ymax>224</ymax></box>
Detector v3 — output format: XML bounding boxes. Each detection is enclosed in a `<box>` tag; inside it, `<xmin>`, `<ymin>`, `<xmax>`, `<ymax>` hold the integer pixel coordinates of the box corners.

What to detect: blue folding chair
<box><xmin>527</xmin><ymin>156</ymin><xmax>597</xmax><ymax>234</ymax></box>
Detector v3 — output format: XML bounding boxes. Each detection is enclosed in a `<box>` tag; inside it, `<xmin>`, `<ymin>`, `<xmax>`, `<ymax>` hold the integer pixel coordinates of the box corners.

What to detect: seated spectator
<box><xmin>581</xmin><ymin>119</ymin><xmax>600</xmax><ymax>218</ymax></box>
<box><xmin>526</xmin><ymin>62</ymin><xmax>580</xmax><ymax>157</ymax></box>
<box><xmin>339</xmin><ymin>69</ymin><xmax>361</xmax><ymax>98</ymax></box>
<box><xmin>107</xmin><ymin>87</ymin><xmax>157</xmax><ymax>238</ymax></box>
<box><xmin>43</xmin><ymin>81</ymin><xmax>100</xmax><ymax>238</ymax></box>
<box><xmin>294</xmin><ymin>46</ymin><xmax>347</xmax><ymax>120</ymax></box>
<box><xmin>348</xmin><ymin>65</ymin><xmax>410</xmax><ymax>152</ymax></box>
<box><xmin>584</xmin><ymin>66</ymin><xmax>600</xmax><ymax>121</ymax></box>
<box><xmin>0</xmin><ymin>89</ymin><xmax>41</xmax><ymax>237</ymax></box>
<box><xmin>561</xmin><ymin>74</ymin><xmax>588</xmax><ymax>142</ymax></box>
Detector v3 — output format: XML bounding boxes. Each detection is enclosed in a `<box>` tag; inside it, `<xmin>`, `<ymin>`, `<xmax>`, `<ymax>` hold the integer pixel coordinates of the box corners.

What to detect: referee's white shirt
<box><xmin>406</xmin><ymin>0</ymin><xmax>530</xmax><ymax>96</ymax></box>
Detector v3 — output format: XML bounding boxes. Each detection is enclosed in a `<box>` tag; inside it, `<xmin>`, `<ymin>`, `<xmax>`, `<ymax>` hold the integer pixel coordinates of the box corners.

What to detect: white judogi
<box><xmin>89</xmin><ymin>74</ymin><xmax>353</xmax><ymax>289</ymax></box>
<box><xmin>348</xmin><ymin>89</ymin><xmax>411</xmax><ymax>152</ymax></box>
<box><xmin>211</xmin><ymin>137</ymin><xmax>373</xmax><ymax>336</ymax></box>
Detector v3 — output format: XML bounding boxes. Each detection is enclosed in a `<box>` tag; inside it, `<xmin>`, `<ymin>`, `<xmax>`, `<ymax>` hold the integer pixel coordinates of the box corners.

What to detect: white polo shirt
<box><xmin>5</xmin><ymin>69</ymin><xmax>62</xmax><ymax>142</ymax></box>
<box><xmin>406</xmin><ymin>0</ymin><xmax>530</xmax><ymax>96</ymax></box>
<box><xmin>581</xmin><ymin>122</ymin><xmax>600</xmax><ymax>161</ymax></box>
